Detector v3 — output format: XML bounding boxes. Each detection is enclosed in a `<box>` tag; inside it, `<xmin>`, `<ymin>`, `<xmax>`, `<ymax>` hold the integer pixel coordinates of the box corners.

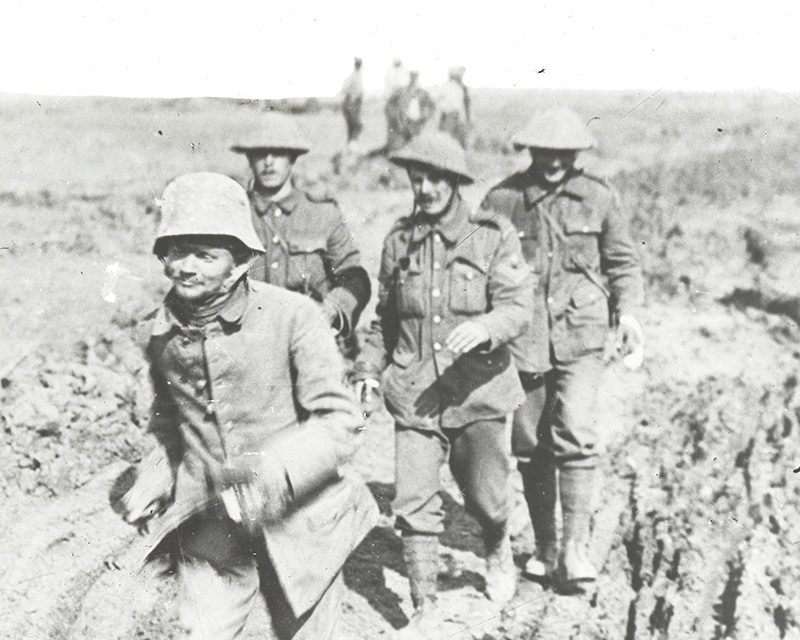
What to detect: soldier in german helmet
<box><xmin>232</xmin><ymin>111</ymin><xmax>371</xmax><ymax>355</ymax></box>
<box><xmin>115</xmin><ymin>172</ymin><xmax>377</xmax><ymax>639</ymax></box>
<box><xmin>480</xmin><ymin>108</ymin><xmax>645</xmax><ymax>591</ymax></box>
<box><xmin>352</xmin><ymin>132</ymin><xmax>533</xmax><ymax>636</ymax></box>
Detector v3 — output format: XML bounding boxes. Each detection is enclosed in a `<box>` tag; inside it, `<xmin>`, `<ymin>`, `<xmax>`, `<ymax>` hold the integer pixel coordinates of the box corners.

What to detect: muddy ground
<box><xmin>2</xmin><ymin>90</ymin><xmax>800</xmax><ymax>639</ymax></box>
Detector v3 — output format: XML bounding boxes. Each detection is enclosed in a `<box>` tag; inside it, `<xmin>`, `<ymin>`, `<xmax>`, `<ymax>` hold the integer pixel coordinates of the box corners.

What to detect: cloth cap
<box><xmin>153</xmin><ymin>172</ymin><xmax>265</xmax><ymax>254</ymax></box>
<box><xmin>231</xmin><ymin>111</ymin><xmax>311</xmax><ymax>155</ymax></box>
<box><xmin>390</xmin><ymin>131</ymin><xmax>475</xmax><ymax>184</ymax></box>
<box><xmin>512</xmin><ymin>108</ymin><xmax>595</xmax><ymax>150</ymax></box>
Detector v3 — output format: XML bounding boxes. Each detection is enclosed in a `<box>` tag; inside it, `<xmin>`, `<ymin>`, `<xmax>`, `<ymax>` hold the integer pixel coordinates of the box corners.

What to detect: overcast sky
<box><xmin>1</xmin><ymin>0</ymin><xmax>798</xmax><ymax>98</ymax></box>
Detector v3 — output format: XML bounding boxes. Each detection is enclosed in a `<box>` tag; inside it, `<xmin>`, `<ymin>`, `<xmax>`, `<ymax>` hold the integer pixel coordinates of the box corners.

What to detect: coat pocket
<box><xmin>449</xmin><ymin>260</ymin><xmax>487</xmax><ymax>314</ymax></box>
<box><xmin>395</xmin><ymin>262</ymin><xmax>426</xmax><ymax>318</ymax></box>
<box><xmin>561</xmin><ymin>210</ymin><xmax>602</xmax><ymax>273</ymax></box>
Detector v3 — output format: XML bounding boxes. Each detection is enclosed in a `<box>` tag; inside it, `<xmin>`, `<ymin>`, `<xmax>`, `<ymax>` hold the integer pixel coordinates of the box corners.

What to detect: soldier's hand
<box><xmin>118</xmin><ymin>481</ymin><xmax>170</xmax><ymax>530</ymax></box>
<box><xmin>353</xmin><ymin>378</ymin><xmax>381</xmax><ymax>416</ymax></box>
<box><xmin>616</xmin><ymin>314</ymin><xmax>644</xmax><ymax>370</ymax></box>
<box><xmin>446</xmin><ymin>321</ymin><xmax>490</xmax><ymax>354</ymax></box>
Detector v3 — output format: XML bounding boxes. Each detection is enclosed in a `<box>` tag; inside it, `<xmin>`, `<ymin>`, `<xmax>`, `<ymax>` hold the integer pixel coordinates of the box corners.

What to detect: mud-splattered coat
<box><xmin>481</xmin><ymin>169</ymin><xmax>644</xmax><ymax>372</ymax></box>
<box><xmin>356</xmin><ymin>196</ymin><xmax>532</xmax><ymax>431</ymax></box>
<box><xmin>140</xmin><ymin>281</ymin><xmax>377</xmax><ymax>616</ymax></box>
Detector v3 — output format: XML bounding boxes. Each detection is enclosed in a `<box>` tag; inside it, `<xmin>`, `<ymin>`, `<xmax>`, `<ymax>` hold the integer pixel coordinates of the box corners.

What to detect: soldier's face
<box><xmin>162</xmin><ymin>240</ymin><xmax>238</xmax><ymax>302</ymax></box>
<box><xmin>407</xmin><ymin>165</ymin><xmax>456</xmax><ymax>216</ymax></box>
<box><xmin>247</xmin><ymin>149</ymin><xmax>295</xmax><ymax>191</ymax></box>
<box><xmin>529</xmin><ymin>149</ymin><xmax>577</xmax><ymax>184</ymax></box>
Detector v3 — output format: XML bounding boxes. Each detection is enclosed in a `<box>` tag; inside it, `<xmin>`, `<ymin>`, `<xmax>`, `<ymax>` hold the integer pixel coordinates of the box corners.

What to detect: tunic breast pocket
<box><xmin>287</xmin><ymin>238</ymin><xmax>328</xmax><ymax>298</ymax></box>
<box><xmin>561</xmin><ymin>212</ymin><xmax>602</xmax><ymax>273</ymax></box>
<box><xmin>449</xmin><ymin>260</ymin><xmax>487</xmax><ymax>315</ymax></box>
<box><xmin>396</xmin><ymin>263</ymin><xmax>426</xmax><ymax>318</ymax></box>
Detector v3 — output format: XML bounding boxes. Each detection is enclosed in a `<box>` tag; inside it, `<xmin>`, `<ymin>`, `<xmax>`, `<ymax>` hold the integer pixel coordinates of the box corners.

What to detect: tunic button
<box><xmin>518</xmin><ymin>231</ymin><xmax>525</xmax><ymax>238</ymax></box>
<box><xmin>466</xmin><ymin>272</ymin><xmax>474</xmax><ymax>281</ymax></box>
<box><xmin>433</xmin><ymin>342</ymin><xmax>442</xmax><ymax>352</ymax></box>
<box><xmin>548</xmin><ymin>252</ymin><xmax>553</xmax><ymax>259</ymax></box>
<box><xmin>432</xmin><ymin>288</ymin><xmax>441</xmax><ymax>298</ymax></box>
<box><xmin>272</xmin><ymin>235</ymin><xmax>280</xmax><ymax>244</ymax></box>
<box><xmin>547</xmin><ymin>297</ymin><xmax>555</xmax><ymax>305</ymax></box>
<box><xmin>433</xmin><ymin>314</ymin><xmax>442</xmax><ymax>324</ymax></box>
<box><xmin>582</xmin><ymin>226</ymin><xmax>589</xmax><ymax>233</ymax></box>
<box><xmin>433</xmin><ymin>261</ymin><xmax>441</xmax><ymax>270</ymax></box>
<box><xmin>434</xmin><ymin>234</ymin><xmax>442</xmax><ymax>243</ymax></box>
<box><xmin>271</xmin><ymin>261</ymin><xmax>279</xmax><ymax>269</ymax></box>
<box><xmin>195</xmin><ymin>380</ymin><xmax>206</xmax><ymax>392</ymax></box>
<box><xmin>274</xmin><ymin>210</ymin><xmax>282</xmax><ymax>217</ymax></box>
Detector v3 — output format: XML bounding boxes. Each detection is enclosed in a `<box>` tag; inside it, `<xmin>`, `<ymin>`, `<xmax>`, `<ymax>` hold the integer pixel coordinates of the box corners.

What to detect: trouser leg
<box><xmin>448</xmin><ymin>418</ymin><xmax>515</xmax><ymax>604</ymax></box>
<box><xmin>546</xmin><ymin>353</ymin><xmax>605</xmax><ymax>588</ymax></box>
<box><xmin>513</xmin><ymin>372</ymin><xmax>558</xmax><ymax>577</ymax></box>
<box><xmin>393</xmin><ymin>427</ymin><xmax>447</xmax><ymax>637</ymax></box>
<box><xmin>173</xmin><ymin>510</ymin><xmax>260</xmax><ymax>640</ymax></box>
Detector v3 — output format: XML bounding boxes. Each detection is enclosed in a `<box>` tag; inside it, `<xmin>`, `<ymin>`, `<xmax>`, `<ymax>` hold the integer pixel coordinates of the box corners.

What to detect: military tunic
<box><xmin>481</xmin><ymin>168</ymin><xmax>644</xmax><ymax>464</ymax></box>
<box><xmin>248</xmin><ymin>186</ymin><xmax>370</xmax><ymax>337</ymax></box>
<box><xmin>356</xmin><ymin>195</ymin><xmax>532</xmax><ymax>533</ymax></box>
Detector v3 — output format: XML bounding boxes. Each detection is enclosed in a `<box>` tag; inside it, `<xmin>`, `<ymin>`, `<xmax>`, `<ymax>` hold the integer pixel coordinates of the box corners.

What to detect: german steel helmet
<box><xmin>153</xmin><ymin>172</ymin><xmax>265</xmax><ymax>254</ymax></box>
<box><xmin>390</xmin><ymin>131</ymin><xmax>475</xmax><ymax>184</ymax></box>
<box><xmin>231</xmin><ymin>111</ymin><xmax>311</xmax><ymax>155</ymax></box>
<box><xmin>511</xmin><ymin>108</ymin><xmax>595</xmax><ymax>150</ymax></box>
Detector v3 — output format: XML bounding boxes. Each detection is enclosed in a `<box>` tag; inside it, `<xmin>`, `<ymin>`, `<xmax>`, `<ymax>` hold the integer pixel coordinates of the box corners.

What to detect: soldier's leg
<box><xmin>393</xmin><ymin>426</ymin><xmax>448</xmax><ymax>637</ymax></box>
<box><xmin>256</xmin><ymin>549</ymin><xmax>344</xmax><ymax>640</ymax></box>
<box><xmin>548</xmin><ymin>352</ymin><xmax>605</xmax><ymax>588</ymax></box>
<box><xmin>512</xmin><ymin>371</ymin><xmax>558</xmax><ymax>578</ymax></box>
<box><xmin>173</xmin><ymin>509</ymin><xmax>260</xmax><ymax>640</ymax></box>
<box><xmin>448</xmin><ymin>417</ymin><xmax>516</xmax><ymax>605</ymax></box>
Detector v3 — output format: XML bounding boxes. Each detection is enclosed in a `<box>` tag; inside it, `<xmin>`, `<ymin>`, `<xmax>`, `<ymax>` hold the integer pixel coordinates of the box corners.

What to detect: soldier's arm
<box><xmin>479</xmin><ymin>224</ymin><xmax>534</xmax><ymax>347</ymax></box>
<box><xmin>266</xmin><ymin>299</ymin><xmax>364</xmax><ymax>504</ymax></box>
<box><xmin>600</xmin><ymin>189</ymin><xmax>645</xmax><ymax>317</ymax></box>
<box><xmin>117</xmin><ymin>362</ymin><xmax>182</xmax><ymax>525</ymax></box>
<box><xmin>322</xmin><ymin>206</ymin><xmax>371</xmax><ymax>335</ymax></box>
<box><xmin>352</xmin><ymin>235</ymin><xmax>398</xmax><ymax>380</ymax></box>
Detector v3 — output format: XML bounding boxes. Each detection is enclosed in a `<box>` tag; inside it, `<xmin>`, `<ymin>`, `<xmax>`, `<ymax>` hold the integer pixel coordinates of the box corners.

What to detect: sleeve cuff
<box><xmin>271</xmin><ymin>425</ymin><xmax>342</xmax><ymax>503</ymax></box>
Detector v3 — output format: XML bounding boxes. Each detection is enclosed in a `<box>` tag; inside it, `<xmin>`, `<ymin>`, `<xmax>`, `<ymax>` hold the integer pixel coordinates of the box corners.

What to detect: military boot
<box><xmin>518</xmin><ymin>453</ymin><xmax>558</xmax><ymax>580</ymax></box>
<box><xmin>397</xmin><ymin>534</ymin><xmax>442</xmax><ymax>640</ymax></box>
<box><xmin>557</xmin><ymin>466</ymin><xmax>598</xmax><ymax>590</ymax></box>
<box><xmin>483</xmin><ymin>524</ymin><xmax>517</xmax><ymax>606</ymax></box>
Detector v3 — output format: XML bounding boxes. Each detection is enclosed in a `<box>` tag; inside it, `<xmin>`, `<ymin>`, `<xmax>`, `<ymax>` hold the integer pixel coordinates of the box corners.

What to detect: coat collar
<box><xmin>250</xmin><ymin>181</ymin><xmax>301</xmax><ymax>216</ymax></box>
<box><xmin>409</xmin><ymin>194</ymin><xmax>473</xmax><ymax>245</ymax></box>
<box><xmin>522</xmin><ymin>168</ymin><xmax>586</xmax><ymax>208</ymax></box>
<box><xmin>150</xmin><ymin>279</ymin><xmax>249</xmax><ymax>337</ymax></box>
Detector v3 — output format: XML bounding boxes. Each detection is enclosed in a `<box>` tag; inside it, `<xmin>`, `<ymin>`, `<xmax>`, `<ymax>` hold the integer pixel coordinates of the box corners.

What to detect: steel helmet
<box><xmin>390</xmin><ymin>131</ymin><xmax>475</xmax><ymax>184</ymax></box>
<box><xmin>153</xmin><ymin>172</ymin><xmax>265</xmax><ymax>255</ymax></box>
<box><xmin>511</xmin><ymin>108</ymin><xmax>595</xmax><ymax>150</ymax></box>
<box><xmin>231</xmin><ymin>111</ymin><xmax>311</xmax><ymax>155</ymax></box>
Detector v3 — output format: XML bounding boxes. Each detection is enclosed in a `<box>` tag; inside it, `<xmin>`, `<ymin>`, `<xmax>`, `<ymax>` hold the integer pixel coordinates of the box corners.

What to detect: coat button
<box><xmin>271</xmin><ymin>261</ymin><xmax>279</xmax><ymax>269</ymax></box>
<box><xmin>466</xmin><ymin>272</ymin><xmax>474</xmax><ymax>281</ymax></box>
<box><xmin>518</xmin><ymin>231</ymin><xmax>525</xmax><ymax>238</ymax></box>
<box><xmin>433</xmin><ymin>342</ymin><xmax>442</xmax><ymax>351</ymax></box>
<box><xmin>434</xmin><ymin>234</ymin><xmax>442</xmax><ymax>243</ymax></box>
<box><xmin>547</xmin><ymin>297</ymin><xmax>555</xmax><ymax>305</ymax></box>
<box><xmin>433</xmin><ymin>314</ymin><xmax>441</xmax><ymax>324</ymax></box>
<box><xmin>274</xmin><ymin>210</ymin><xmax>282</xmax><ymax>217</ymax></box>
<box><xmin>432</xmin><ymin>288</ymin><xmax>441</xmax><ymax>298</ymax></box>
<box><xmin>272</xmin><ymin>235</ymin><xmax>280</xmax><ymax>244</ymax></box>
<box><xmin>582</xmin><ymin>226</ymin><xmax>589</xmax><ymax>233</ymax></box>
<box><xmin>433</xmin><ymin>261</ymin><xmax>441</xmax><ymax>270</ymax></box>
<box><xmin>195</xmin><ymin>379</ymin><xmax>206</xmax><ymax>392</ymax></box>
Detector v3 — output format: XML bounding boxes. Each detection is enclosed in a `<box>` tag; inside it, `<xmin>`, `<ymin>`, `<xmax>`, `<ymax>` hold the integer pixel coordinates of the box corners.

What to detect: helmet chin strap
<box><xmin>220</xmin><ymin>261</ymin><xmax>253</xmax><ymax>293</ymax></box>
